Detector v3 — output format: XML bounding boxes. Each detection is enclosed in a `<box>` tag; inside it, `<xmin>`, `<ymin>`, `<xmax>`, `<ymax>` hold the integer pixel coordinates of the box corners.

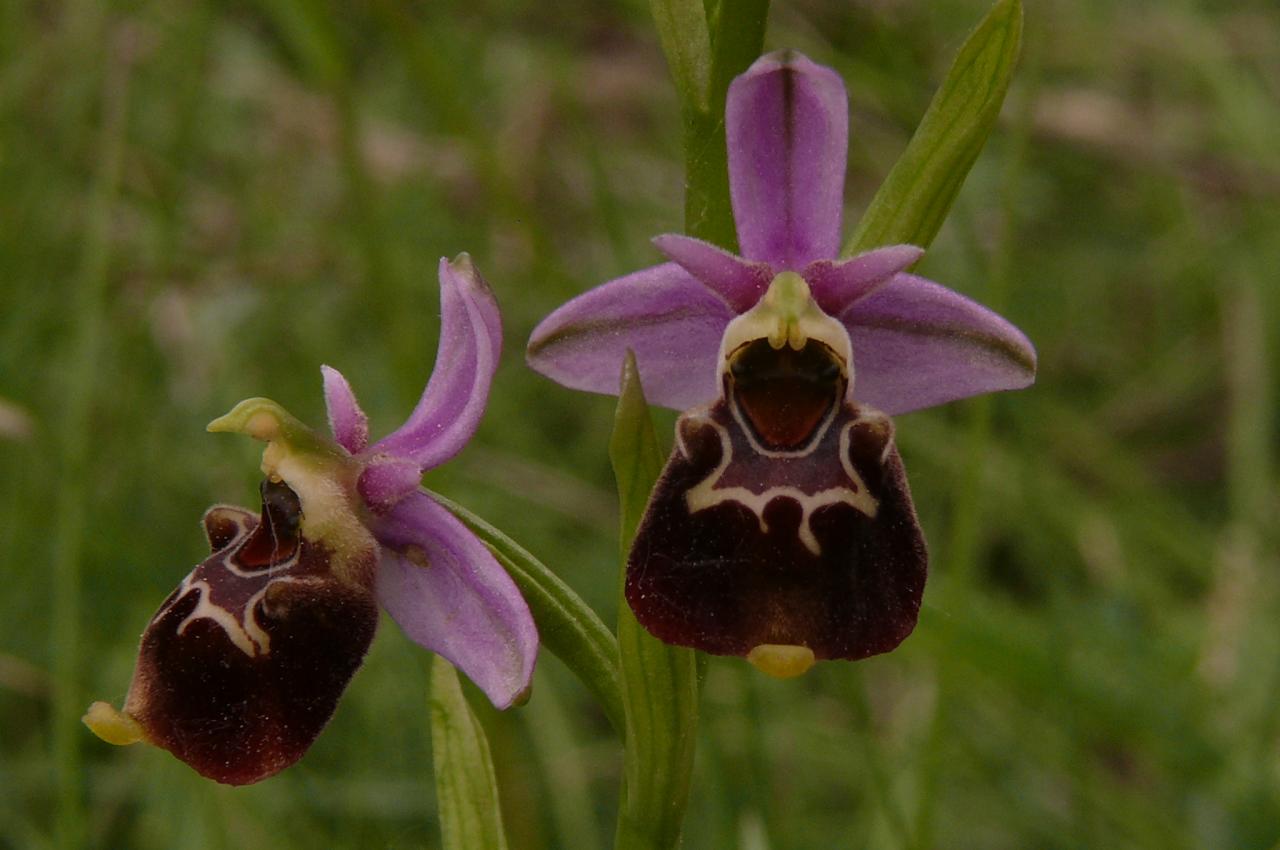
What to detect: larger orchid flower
<box><xmin>528</xmin><ymin>51</ymin><xmax>1035</xmax><ymax>678</ymax></box>
<box><xmin>86</xmin><ymin>255</ymin><xmax>538</xmax><ymax>785</ymax></box>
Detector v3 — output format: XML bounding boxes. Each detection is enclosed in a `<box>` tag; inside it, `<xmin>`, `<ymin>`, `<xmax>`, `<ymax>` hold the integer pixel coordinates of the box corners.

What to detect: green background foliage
<box><xmin>2</xmin><ymin>0</ymin><xmax>1279</xmax><ymax>847</ymax></box>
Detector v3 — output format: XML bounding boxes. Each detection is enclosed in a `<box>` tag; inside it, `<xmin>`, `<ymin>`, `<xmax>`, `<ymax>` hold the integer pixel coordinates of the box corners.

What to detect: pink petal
<box><xmin>842</xmin><ymin>274</ymin><xmax>1037</xmax><ymax>415</ymax></box>
<box><xmin>526</xmin><ymin>262</ymin><xmax>733</xmax><ymax>411</ymax></box>
<box><xmin>358</xmin><ymin>456</ymin><xmax>423</xmax><ymax>512</ymax></box>
<box><xmin>372</xmin><ymin>255</ymin><xmax>502</xmax><ymax>470</ymax></box>
<box><xmin>373</xmin><ymin>490</ymin><xmax>537</xmax><ymax>710</ymax></box>
<box><xmin>805</xmin><ymin>245</ymin><xmax>924</xmax><ymax>316</ymax></box>
<box><xmin>652</xmin><ymin>233</ymin><xmax>773</xmax><ymax>313</ymax></box>
<box><xmin>726</xmin><ymin>51</ymin><xmax>849</xmax><ymax>269</ymax></box>
<box><xmin>321</xmin><ymin>365</ymin><xmax>369</xmax><ymax>453</ymax></box>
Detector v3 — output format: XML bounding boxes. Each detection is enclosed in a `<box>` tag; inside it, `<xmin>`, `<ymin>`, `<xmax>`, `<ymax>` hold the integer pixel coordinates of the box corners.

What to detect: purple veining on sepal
<box><xmin>841</xmin><ymin>273</ymin><xmax>1037</xmax><ymax>415</ymax></box>
<box><xmin>322</xmin><ymin>365</ymin><xmax>369</xmax><ymax>454</ymax></box>
<box><xmin>527</xmin><ymin>262</ymin><xmax>733</xmax><ymax>410</ymax></box>
<box><xmin>373</xmin><ymin>490</ymin><xmax>537</xmax><ymax>709</ymax></box>
<box><xmin>373</xmin><ymin>255</ymin><xmax>502</xmax><ymax>470</ymax></box>
<box><xmin>726</xmin><ymin>50</ymin><xmax>849</xmax><ymax>269</ymax></box>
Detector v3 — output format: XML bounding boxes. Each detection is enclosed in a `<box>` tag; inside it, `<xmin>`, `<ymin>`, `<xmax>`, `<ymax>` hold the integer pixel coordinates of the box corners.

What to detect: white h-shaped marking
<box><xmin>681</xmin><ymin>418</ymin><xmax>879</xmax><ymax>556</ymax></box>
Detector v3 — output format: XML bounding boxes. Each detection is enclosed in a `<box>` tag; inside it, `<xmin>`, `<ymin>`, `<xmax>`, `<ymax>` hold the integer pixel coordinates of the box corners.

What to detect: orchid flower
<box><xmin>85</xmin><ymin>255</ymin><xmax>538</xmax><ymax>785</ymax></box>
<box><xmin>528</xmin><ymin>51</ymin><xmax>1035</xmax><ymax>677</ymax></box>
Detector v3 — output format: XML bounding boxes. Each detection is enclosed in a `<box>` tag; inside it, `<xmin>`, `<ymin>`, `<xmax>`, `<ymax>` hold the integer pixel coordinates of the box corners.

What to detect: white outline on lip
<box><xmin>679</xmin><ymin>413</ymin><xmax>879</xmax><ymax>557</ymax></box>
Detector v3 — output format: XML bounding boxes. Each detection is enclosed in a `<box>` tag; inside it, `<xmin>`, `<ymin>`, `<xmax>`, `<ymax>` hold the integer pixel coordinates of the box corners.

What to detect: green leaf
<box><xmin>429</xmin><ymin>657</ymin><xmax>510</xmax><ymax>850</ymax></box>
<box><xmin>648</xmin><ymin>0</ymin><xmax>712</xmax><ymax>114</ymax></box>
<box><xmin>610</xmin><ymin>352</ymin><xmax>700</xmax><ymax>850</ymax></box>
<box><xmin>843</xmin><ymin>0</ymin><xmax>1023</xmax><ymax>255</ymax></box>
<box><xmin>432</xmin><ymin>492</ymin><xmax>625</xmax><ymax>734</ymax></box>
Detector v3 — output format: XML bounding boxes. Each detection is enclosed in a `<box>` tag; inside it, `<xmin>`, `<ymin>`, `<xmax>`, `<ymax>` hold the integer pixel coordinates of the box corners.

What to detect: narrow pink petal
<box><xmin>805</xmin><ymin>245</ymin><xmax>925</xmax><ymax>316</ymax></box>
<box><xmin>652</xmin><ymin>233</ymin><xmax>773</xmax><ymax>312</ymax></box>
<box><xmin>526</xmin><ymin>262</ymin><xmax>733</xmax><ymax>411</ymax></box>
<box><xmin>726</xmin><ymin>51</ymin><xmax>849</xmax><ymax>268</ymax></box>
<box><xmin>373</xmin><ymin>490</ymin><xmax>537</xmax><ymax>709</ymax></box>
<box><xmin>372</xmin><ymin>255</ymin><xmax>501</xmax><ymax>470</ymax></box>
<box><xmin>842</xmin><ymin>274</ymin><xmax>1037</xmax><ymax>415</ymax></box>
<box><xmin>321</xmin><ymin>365</ymin><xmax>369</xmax><ymax>453</ymax></box>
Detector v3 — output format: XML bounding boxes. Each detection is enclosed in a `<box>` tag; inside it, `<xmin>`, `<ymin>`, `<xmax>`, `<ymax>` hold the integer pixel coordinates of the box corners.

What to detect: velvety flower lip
<box><xmin>527</xmin><ymin>50</ymin><xmax>1036</xmax><ymax>415</ymax></box>
<box><xmin>85</xmin><ymin>254</ymin><xmax>537</xmax><ymax>784</ymax></box>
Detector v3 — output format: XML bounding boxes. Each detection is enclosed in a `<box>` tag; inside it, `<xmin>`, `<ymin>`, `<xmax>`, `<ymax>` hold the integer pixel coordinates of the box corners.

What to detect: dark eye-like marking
<box><xmin>727</xmin><ymin>338</ymin><xmax>844</xmax><ymax>451</ymax></box>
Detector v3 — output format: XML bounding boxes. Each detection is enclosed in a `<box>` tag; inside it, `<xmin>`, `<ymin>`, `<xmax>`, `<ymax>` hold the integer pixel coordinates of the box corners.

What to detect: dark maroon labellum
<box><xmin>626</xmin><ymin>338</ymin><xmax>927</xmax><ymax>661</ymax></box>
<box><xmin>123</xmin><ymin>478</ymin><xmax>378</xmax><ymax>785</ymax></box>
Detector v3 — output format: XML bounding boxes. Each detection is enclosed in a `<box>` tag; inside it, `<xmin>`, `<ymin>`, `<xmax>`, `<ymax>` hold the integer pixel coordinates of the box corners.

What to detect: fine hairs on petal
<box><xmin>322</xmin><ymin>365</ymin><xmax>370</xmax><ymax>454</ymax></box>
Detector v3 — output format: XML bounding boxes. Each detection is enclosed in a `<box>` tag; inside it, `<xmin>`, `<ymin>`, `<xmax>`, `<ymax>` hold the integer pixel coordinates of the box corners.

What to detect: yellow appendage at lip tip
<box><xmin>746</xmin><ymin>644</ymin><xmax>816</xmax><ymax>679</ymax></box>
<box><xmin>83</xmin><ymin>701</ymin><xmax>144</xmax><ymax>746</ymax></box>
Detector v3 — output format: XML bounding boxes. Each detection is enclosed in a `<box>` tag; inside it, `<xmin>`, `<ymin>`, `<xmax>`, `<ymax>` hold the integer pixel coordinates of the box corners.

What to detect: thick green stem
<box><xmin>651</xmin><ymin>0</ymin><xmax>768</xmax><ymax>249</ymax></box>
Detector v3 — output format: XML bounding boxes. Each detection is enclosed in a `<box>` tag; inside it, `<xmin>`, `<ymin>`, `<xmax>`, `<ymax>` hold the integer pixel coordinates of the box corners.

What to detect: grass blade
<box><xmin>611</xmin><ymin>352</ymin><xmax>700</xmax><ymax>850</ymax></box>
<box><xmin>843</xmin><ymin>0</ymin><xmax>1023</xmax><ymax>255</ymax></box>
<box><xmin>430</xmin><ymin>657</ymin><xmax>510</xmax><ymax>850</ymax></box>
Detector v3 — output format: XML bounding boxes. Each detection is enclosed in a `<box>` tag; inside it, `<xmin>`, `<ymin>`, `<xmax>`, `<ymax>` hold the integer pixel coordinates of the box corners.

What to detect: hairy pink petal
<box><xmin>321</xmin><ymin>365</ymin><xmax>369</xmax><ymax>454</ymax></box>
<box><xmin>357</xmin><ymin>456</ymin><xmax>422</xmax><ymax>512</ymax></box>
<box><xmin>652</xmin><ymin>234</ymin><xmax>773</xmax><ymax>312</ymax></box>
<box><xmin>805</xmin><ymin>245</ymin><xmax>924</xmax><ymax>316</ymax></box>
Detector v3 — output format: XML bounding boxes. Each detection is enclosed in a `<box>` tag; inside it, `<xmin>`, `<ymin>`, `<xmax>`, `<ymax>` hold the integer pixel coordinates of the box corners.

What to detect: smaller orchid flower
<box><xmin>85</xmin><ymin>255</ymin><xmax>537</xmax><ymax>785</ymax></box>
<box><xmin>528</xmin><ymin>51</ymin><xmax>1035</xmax><ymax>677</ymax></box>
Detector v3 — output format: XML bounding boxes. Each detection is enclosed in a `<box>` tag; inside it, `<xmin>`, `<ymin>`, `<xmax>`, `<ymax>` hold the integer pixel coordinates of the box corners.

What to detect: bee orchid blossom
<box><xmin>527</xmin><ymin>51</ymin><xmax>1035</xmax><ymax>677</ymax></box>
<box><xmin>86</xmin><ymin>255</ymin><xmax>538</xmax><ymax>785</ymax></box>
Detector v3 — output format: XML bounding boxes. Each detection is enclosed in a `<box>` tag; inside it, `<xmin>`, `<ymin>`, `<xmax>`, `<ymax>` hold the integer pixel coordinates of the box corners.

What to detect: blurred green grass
<box><xmin>2</xmin><ymin>0</ymin><xmax>1279</xmax><ymax>847</ymax></box>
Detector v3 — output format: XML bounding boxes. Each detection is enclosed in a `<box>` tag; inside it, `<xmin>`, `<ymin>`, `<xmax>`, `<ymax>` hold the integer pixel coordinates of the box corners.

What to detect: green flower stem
<box><xmin>430</xmin><ymin>657</ymin><xmax>510</xmax><ymax>850</ymax></box>
<box><xmin>434</xmin><ymin>492</ymin><xmax>625</xmax><ymax>734</ymax></box>
<box><xmin>843</xmin><ymin>0</ymin><xmax>1023</xmax><ymax>257</ymax></box>
<box><xmin>650</xmin><ymin>0</ymin><xmax>769</xmax><ymax>249</ymax></box>
<box><xmin>50</xmin><ymin>38</ymin><xmax>132</xmax><ymax>850</ymax></box>
<box><xmin>520</xmin><ymin>673</ymin><xmax>603</xmax><ymax>849</ymax></box>
<box><xmin>611</xmin><ymin>353</ymin><xmax>699</xmax><ymax>850</ymax></box>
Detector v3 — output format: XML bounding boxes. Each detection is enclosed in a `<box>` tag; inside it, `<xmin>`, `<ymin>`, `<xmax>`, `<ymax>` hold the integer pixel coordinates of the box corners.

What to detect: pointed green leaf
<box><xmin>430</xmin><ymin>657</ymin><xmax>509</xmax><ymax>850</ymax></box>
<box><xmin>432</xmin><ymin>492</ymin><xmax>624</xmax><ymax>734</ymax></box>
<box><xmin>611</xmin><ymin>351</ymin><xmax>700</xmax><ymax>850</ymax></box>
<box><xmin>648</xmin><ymin>0</ymin><xmax>712</xmax><ymax>114</ymax></box>
<box><xmin>843</xmin><ymin>0</ymin><xmax>1023</xmax><ymax>255</ymax></box>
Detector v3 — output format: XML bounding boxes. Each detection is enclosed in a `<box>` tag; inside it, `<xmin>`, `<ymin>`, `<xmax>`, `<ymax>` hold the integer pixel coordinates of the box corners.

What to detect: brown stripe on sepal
<box><xmin>122</xmin><ymin>479</ymin><xmax>379</xmax><ymax>785</ymax></box>
<box><xmin>626</xmin><ymin>397</ymin><xmax>926</xmax><ymax>662</ymax></box>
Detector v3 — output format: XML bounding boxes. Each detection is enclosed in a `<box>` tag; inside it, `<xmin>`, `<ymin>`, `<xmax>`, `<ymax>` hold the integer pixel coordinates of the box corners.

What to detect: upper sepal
<box><xmin>727</xmin><ymin>51</ymin><xmax>849</xmax><ymax>268</ymax></box>
<box><xmin>87</xmin><ymin>479</ymin><xmax>379</xmax><ymax>785</ymax></box>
